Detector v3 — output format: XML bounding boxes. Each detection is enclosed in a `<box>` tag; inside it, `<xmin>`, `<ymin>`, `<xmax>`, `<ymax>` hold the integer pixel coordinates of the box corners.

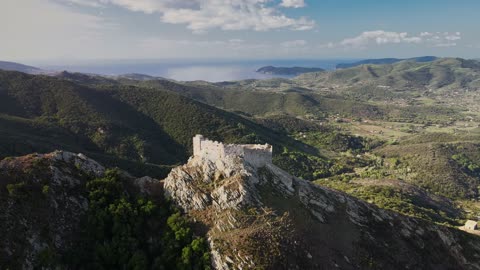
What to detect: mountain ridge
<box><xmin>296</xmin><ymin>57</ymin><xmax>480</xmax><ymax>94</ymax></box>
<box><xmin>336</xmin><ymin>56</ymin><xmax>438</xmax><ymax>69</ymax></box>
<box><xmin>0</xmin><ymin>61</ymin><xmax>44</xmax><ymax>74</ymax></box>
<box><xmin>256</xmin><ymin>66</ymin><xmax>325</xmax><ymax>75</ymax></box>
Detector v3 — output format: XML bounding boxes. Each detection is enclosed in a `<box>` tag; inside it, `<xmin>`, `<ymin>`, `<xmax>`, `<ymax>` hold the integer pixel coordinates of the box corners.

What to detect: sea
<box><xmin>39</xmin><ymin>59</ymin><xmax>358</xmax><ymax>82</ymax></box>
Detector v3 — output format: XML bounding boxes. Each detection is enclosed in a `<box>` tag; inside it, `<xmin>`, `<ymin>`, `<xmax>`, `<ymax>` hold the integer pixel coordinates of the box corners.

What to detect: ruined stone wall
<box><xmin>243</xmin><ymin>147</ymin><xmax>272</xmax><ymax>167</ymax></box>
<box><xmin>199</xmin><ymin>140</ymin><xmax>225</xmax><ymax>161</ymax></box>
<box><xmin>193</xmin><ymin>134</ymin><xmax>272</xmax><ymax>166</ymax></box>
<box><xmin>224</xmin><ymin>144</ymin><xmax>245</xmax><ymax>157</ymax></box>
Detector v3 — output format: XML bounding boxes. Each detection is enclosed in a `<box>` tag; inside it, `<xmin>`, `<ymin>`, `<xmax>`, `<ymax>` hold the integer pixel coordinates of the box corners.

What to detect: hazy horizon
<box><xmin>2</xmin><ymin>0</ymin><xmax>479</xmax><ymax>62</ymax></box>
<box><xmin>34</xmin><ymin>58</ymin><xmax>358</xmax><ymax>81</ymax></box>
<box><xmin>7</xmin><ymin>55</ymin><xmax>476</xmax><ymax>82</ymax></box>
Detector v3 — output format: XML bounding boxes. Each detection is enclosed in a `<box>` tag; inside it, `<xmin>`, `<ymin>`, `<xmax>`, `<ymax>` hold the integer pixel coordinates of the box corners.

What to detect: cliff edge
<box><xmin>164</xmin><ymin>136</ymin><xmax>480</xmax><ymax>270</ymax></box>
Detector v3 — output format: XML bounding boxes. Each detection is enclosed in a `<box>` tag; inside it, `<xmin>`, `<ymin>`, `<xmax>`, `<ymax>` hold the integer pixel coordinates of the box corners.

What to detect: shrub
<box><xmin>6</xmin><ymin>182</ymin><xmax>27</xmax><ymax>198</ymax></box>
<box><xmin>42</xmin><ymin>185</ymin><xmax>49</xmax><ymax>195</ymax></box>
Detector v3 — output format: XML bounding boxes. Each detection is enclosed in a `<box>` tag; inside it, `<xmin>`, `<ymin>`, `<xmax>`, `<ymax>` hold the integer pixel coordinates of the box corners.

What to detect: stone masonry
<box><xmin>192</xmin><ymin>134</ymin><xmax>272</xmax><ymax>167</ymax></box>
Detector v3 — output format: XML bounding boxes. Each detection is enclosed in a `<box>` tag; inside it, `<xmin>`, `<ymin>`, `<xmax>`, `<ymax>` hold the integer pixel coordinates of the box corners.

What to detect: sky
<box><xmin>2</xmin><ymin>0</ymin><xmax>479</xmax><ymax>63</ymax></box>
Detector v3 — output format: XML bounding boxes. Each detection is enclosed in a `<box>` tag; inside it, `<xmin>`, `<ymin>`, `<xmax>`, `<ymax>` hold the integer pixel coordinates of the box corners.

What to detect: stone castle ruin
<box><xmin>193</xmin><ymin>134</ymin><xmax>273</xmax><ymax>167</ymax></box>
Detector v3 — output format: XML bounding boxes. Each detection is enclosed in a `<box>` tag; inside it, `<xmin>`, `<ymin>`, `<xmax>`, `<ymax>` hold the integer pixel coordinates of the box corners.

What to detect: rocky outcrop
<box><xmin>0</xmin><ymin>151</ymin><xmax>157</xmax><ymax>269</ymax></box>
<box><xmin>164</xmin><ymin>155</ymin><xmax>480</xmax><ymax>270</ymax></box>
<box><xmin>0</xmin><ymin>151</ymin><xmax>99</xmax><ymax>268</ymax></box>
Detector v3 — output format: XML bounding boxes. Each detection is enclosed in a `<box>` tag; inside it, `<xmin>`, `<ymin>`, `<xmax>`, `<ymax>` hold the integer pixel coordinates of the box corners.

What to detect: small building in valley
<box><xmin>465</xmin><ymin>220</ymin><xmax>478</xmax><ymax>230</ymax></box>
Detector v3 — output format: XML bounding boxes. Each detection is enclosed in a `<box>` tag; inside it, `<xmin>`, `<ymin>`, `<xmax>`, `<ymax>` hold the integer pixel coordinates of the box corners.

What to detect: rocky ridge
<box><xmin>164</xmin><ymin>154</ymin><xmax>480</xmax><ymax>269</ymax></box>
<box><xmin>0</xmin><ymin>151</ymin><xmax>157</xmax><ymax>269</ymax></box>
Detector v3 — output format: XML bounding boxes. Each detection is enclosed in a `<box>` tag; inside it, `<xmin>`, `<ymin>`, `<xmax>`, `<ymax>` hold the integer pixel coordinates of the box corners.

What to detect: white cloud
<box><xmin>420</xmin><ymin>32</ymin><xmax>433</xmax><ymax>37</ymax></box>
<box><xmin>445</xmin><ymin>35</ymin><xmax>461</xmax><ymax>41</ymax></box>
<box><xmin>323</xmin><ymin>30</ymin><xmax>463</xmax><ymax>50</ymax></box>
<box><xmin>281</xmin><ymin>40</ymin><xmax>307</xmax><ymax>48</ymax></box>
<box><xmin>340</xmin><ymin>30</ymin><xmax>422</xmax><ymax>49</ymax></box>
<box><xmin>64</xmin><ymin>0</ymin><xmax>103</xmax><ymax>7</ymax></box>
<box><xmin>228</xmin><ymin>39</ymin><xmax>245</xmax><ymax>44</ymax></box>
<box><xmin>424</xmin><ymin>32</ymin><xmax>461</xmax><ymax>47</ymax></box>
<box><xmin>434</xmin><ymin>43</ymin><xmax>457</xmax><ymax>48</ymax></box>
<box><xmin>280</xmin><ymin>0</ymin><xmax>306</xmax><ymax>8</ymax></box>
<box><xmin>62</xmin><ymin>0</ymin><xmax>314</xmax><ymax>33</ymax></box>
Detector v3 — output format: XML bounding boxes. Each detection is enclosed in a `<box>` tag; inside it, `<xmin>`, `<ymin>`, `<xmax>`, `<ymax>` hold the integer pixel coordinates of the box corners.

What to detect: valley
<box><xmin>2</xmin><ymin>57</ymin><xmax>480</xmax><ymax>269</ymax></box>
<box><xmin>136</xmin><ymin>58</ymin><xmax>480</xmax><ymax>226</ymax></box>
<box><xmin>2</xmin><ymin>58</ymin><xmax>480</xmax><ymax>221</ymax></box>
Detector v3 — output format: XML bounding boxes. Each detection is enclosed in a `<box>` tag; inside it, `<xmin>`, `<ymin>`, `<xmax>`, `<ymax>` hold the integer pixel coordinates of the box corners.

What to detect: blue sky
<box><xmin>2</xmin><ymin>0</ymin><xmax>479</xmax><ymax>62</ymax></box>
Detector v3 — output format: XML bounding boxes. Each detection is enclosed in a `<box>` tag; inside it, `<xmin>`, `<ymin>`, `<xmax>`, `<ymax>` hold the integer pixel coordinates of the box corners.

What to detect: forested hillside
<box><xmin>0</xmin><ymin>70</ymin><xmax>312</xmax><ymax>177</ymax></box>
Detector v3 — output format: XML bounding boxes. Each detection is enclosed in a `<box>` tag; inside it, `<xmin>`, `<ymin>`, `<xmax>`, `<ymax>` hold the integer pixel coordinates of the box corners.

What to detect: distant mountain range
<box><xmin>0</xmin><ymin>60</ymin><xmax>173</xmax><ymax>82</ymax></box>
<box><xmin>336</xmin><ymin>56</ymin><xmax>438</xmax><ymax>69</ymax></box>
<box><xmin>117</xmin><ymin>73</ymin><xmax>167</xmax><ymax>81</ymax></box>
<box><xmin>255</xmin><ymin>57</ymin><xmax>438</xmax><ymax>76</ymax></box>
<box><xmin>1</xmin><ymin>58</ymin><xmax>441</xmax><ymax>80</ymax></box>
<box><xmin>256</xmin><ymin>65</ymin><xmax>325</xmax><ymax>75</ymax></box>
<box><xmin>0</xmin><ymin>61</ymin><xmax>44</xmax><ymax>74</ymax></box>
<box><xmin>298</xmin><ymin>57</ymin><xmax>480</xmax><ymax>93</ymax></box>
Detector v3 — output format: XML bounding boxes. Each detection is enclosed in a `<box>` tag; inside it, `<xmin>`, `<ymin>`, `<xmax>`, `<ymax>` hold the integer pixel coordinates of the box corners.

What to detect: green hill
<box><xmin>108</xmin><ymin>59</ymin><xmax>480</xmax><ymax>126</ymax></box>
<box><xmin>128</xmin><ymin>76</ymin><xmax>463</xmax><ymax>125</ymax></box>
<box><xmin>256</xmin><ymin>66</ymin><xmax>325</xmax><ymax>75</ymax></box>
<box><xmin>335</xmin><ymin>56</ymin><xmax>437</xmax><ymax>69</ymax></box>
<box><xmin>0</xmin><ymin>60</ymin><xmax>43</xmax><ymax>74</ymax></box>
<box><xmin>297</xmin><ymin>58</ymin><xmax>480</xmax><ymax>94</ymax></box>
<box><xmin>0</xmin><ymin>70</ymin><xmax>313</xmax><ymax>177</ymax></box>
<box><xmin>372</xmin><ymin>134</ymin><xmax>480</xmax><ymax>199</ymax></box>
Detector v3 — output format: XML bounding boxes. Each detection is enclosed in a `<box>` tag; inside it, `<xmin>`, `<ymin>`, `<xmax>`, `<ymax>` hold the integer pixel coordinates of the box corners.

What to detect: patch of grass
<box><xmin>6</xmin><ymin>181</ymin><xmax>27</xmax><ymax>198</ymax></box>
<box><xmin>42</xmin><ymin>185</ymin><xmax>49</xmax><ymax>195</ymax></box>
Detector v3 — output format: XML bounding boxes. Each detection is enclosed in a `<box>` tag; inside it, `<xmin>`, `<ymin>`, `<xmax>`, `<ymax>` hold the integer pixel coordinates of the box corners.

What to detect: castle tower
<box><xmin>193</xmin><ymin>134</ymin><xmax>204</xmax><ymax>156</ymax></box>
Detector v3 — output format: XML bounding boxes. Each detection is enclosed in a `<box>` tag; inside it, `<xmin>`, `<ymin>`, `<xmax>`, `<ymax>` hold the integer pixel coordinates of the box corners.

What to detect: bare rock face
<box><xmin>164</xmin><ymin>156</ymin><xmax>260</xmax><ymax>211</ymax></box>
<box><xmin>164</xmin><ymin>155</ymin><xmax>480</xmax><ymax>270</ymax></box>
<box><xmin>50</xmin><ymin>151</ymin><xmax>105</xmax><ymax>177</ymax></box>
<box><xmin>0</xmin><ymin>152</ymin><xmax>98</xmax><ymax>268</ymax></box>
